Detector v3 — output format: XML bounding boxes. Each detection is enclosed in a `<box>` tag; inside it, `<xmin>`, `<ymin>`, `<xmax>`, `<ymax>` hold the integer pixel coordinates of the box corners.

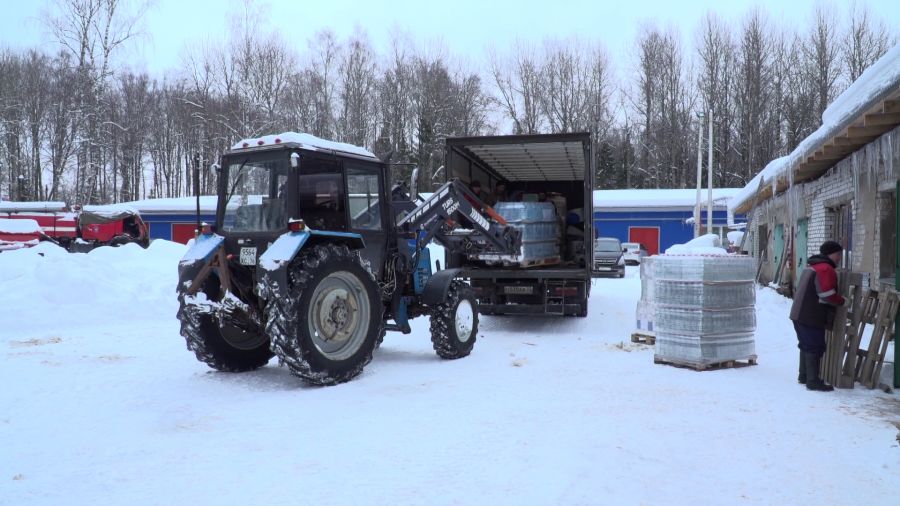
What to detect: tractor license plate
<box><xmin>504</xmin><ymin>285</ymin><xmax>533</xmax><ymax>295</ymax></box>
<box><xmin>239</xmin><ymin>247</ymin><xmax>257</xmax><ymax>266</ymax></box>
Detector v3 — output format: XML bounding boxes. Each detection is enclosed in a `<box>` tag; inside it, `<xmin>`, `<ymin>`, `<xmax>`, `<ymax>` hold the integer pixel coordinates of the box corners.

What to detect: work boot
<box><xmin>797</xmin><ymin>350</ymin><xmax>807</xmax><ymax>384</ymax></box>
<box><xmin>804</xmin><ymin>352</ymin><xmax>834</xmax><ymax>392</ymax></box>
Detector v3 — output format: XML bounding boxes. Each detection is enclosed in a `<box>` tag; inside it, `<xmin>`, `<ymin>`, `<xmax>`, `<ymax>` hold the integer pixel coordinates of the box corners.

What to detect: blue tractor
<box><xmin>176</xmin><ymin>133</ymin><xmax>520</xmax><ymax>385</ymax></box>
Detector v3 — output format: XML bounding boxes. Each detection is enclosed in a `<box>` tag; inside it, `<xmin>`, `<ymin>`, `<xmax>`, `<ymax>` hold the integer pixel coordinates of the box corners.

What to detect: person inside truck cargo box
<box><xmin>491</xmin><ymin>182</ymin><xmax>508</xmax><ymax>204</ymax></box>
<box><xmin>466</xmin><ymin>180</ymin><xmax>486</xmax><ymax>209</ymax></box>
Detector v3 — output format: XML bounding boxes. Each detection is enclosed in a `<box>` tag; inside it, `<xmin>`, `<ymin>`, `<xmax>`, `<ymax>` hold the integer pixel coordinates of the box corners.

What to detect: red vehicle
<box><xmin>76</xmin><ymin>207</ymin><xmax>150</xmax><ymax>248</ymax></box>
<box><xmin>0</xmin><ymin>201</ymin><xmax>148</xmax><ymax>251</ymax></box>
<box><xmin>0</xmin><ymin>201</ymin><xmax>77</xmax><ymax>247</ymax></box>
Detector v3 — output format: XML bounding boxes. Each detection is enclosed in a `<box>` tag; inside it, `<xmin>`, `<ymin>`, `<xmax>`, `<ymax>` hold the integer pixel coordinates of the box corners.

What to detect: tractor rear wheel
<box><xmin>266</xmin><ymin>244</ymin><xmax>384</xmax><ymax>386</ymax></box>
<box><xmin>177</xmin><ymin>278</ymin><xmax>272</xmax><ymax>372</ymax></box>
<box><xmin>429</xmin><ymin>281</ymin><xmax>478</xmax><ymax>359</ymax></box>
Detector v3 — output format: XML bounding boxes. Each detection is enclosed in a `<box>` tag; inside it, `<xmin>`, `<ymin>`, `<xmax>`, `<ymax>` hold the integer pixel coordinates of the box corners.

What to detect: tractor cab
<box><xmin>216</xmin><ymin>133</ymin><xmax>392</xmax><ymax>276</ymax></box>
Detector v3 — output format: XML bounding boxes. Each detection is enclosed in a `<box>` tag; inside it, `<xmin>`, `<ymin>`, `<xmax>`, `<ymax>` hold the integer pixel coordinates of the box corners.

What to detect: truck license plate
<box><xmin>597</xmin><ymin>267</ymin><xmax>611</xmax><ymax>271</ymax></box>
<box><xmin>239</xmin><ymin>247</ymin><xmax>257</xmax><ymax>266</ymax></box>
<box><xmin>504</xmin><ymin>286</ymin><xmax>533</xmax><ymax>295</ymax></box>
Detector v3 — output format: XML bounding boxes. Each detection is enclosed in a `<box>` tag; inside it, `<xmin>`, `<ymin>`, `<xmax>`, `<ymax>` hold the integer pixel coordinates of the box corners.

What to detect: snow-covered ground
<box><xmin>1</xmin><ymin>242</ymin><xmax>898</xmax><ymax>505</ymax></box>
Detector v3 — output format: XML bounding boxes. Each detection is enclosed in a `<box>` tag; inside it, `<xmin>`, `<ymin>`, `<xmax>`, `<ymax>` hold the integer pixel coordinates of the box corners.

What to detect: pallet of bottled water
<box><xmin>654</xmin><ymin>280</ymin><xmax>755</xmax><ymax>309</ymax></box>
<box><xmin>634</xmin><ymin>256</ymin><xmax>656</xmax><ymax>334</ymax></box>
<box><xmin>653</xmin><ymin>255</ymin><xmax>755</xmax><ymax>282</ymax></box>
<box><xmin>655</xmin><ymin>332</ymin><xmax>757</xmax><ymax>364</ymax></box>
<box><xmin>655</xmin><ymin>306</ymin><xmax>756</xmax><ymax>335</ymax></box>
<box><xmin>493</xmin><ymin>202</ymin><xmax>558</xmax><ymax>223</ymax></box>
<box><xmin>473</xmin><ymin>202</ymin><xmax>560</xmax><ymax>266</ymax></box>
<box><xmin>653</xmin><ymin>254</ymin><xmax>757</xmax><ymax>366</ymax></box>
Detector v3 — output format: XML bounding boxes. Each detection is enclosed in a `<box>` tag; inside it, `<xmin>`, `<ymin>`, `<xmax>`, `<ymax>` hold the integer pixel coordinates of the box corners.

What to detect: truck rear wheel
<box><xmin>430</xmin><ymin>281</ymin><xmax>478</xmax><ymax>359</ymax></box>
<box><xmin>267</xmin><ymin>244</ymin><xmax>384</xmax><ymax>386</ymax></box>
<box><xmin>177</xmin><ymin>279</ymin><xmax>272</xmax><ymax>372</ymax></box>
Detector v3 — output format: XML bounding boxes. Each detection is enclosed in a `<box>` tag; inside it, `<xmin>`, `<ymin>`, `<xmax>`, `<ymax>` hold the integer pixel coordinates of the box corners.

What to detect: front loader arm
<box><xmin>396</xmin><ymin>179</ymin><xmax>520</xmax><ymax>257</ymax></box>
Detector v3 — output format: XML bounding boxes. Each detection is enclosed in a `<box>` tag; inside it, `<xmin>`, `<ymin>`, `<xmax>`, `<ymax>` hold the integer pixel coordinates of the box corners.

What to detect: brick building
<box><xmin>729</xmin><ymin>46</ymin><xmax>899</xmax><ymax>293</ymax></box>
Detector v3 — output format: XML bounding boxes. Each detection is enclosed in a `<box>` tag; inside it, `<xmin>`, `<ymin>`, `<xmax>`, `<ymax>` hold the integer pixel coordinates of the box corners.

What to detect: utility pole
<box><xmin>694</xmin><ymin>113</ymin><xmax>704</xmax><ymax>238</ymax></box>
<box><xmin>707</xmin><ymin>110</ymin><xmax>714</xmax><ymax>238</ymax></box>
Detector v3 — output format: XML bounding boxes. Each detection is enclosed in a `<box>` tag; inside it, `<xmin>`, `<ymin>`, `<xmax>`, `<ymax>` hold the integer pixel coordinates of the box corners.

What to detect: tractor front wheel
<box><xmin>429</xmin><ymin>281</ymin><xmax>478</xmax><ymax>359</ymax></box>
<box><xmin>266</xmin><ymin>244</ymin><xmax>384</xmax><ymax>386</ymax></box>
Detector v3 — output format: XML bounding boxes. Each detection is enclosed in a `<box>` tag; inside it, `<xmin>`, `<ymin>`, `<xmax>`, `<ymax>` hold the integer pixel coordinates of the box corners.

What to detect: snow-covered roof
<box><xmin>593</xmin><ymin>188</ymin><xmax>741</xmax><ymax>210</ymax></box>
<box><xmin>109</xmin><ymin>196</ymin><xmax>221</xmax><ymax>215</ymax></box>
<box><xmin>0</xmin><ymin>218</ymin><xmax>41</xmax><ymax>233</ymax></box>
<box><xmin>81</xmin><ymin>204</ymin><xmax>140</xmax><ymax>217</ymax></box>
<box><xmin>0</xmin><ymin>201</ymin><xmax>67</xmax><ymax>212</ymax></box>
<box><xmin>731</xmin><ymin>43</ymin><xmax>900</xmax><ymax>213</ymax></box>
<box><xmin>229</xmin><ymin>132</ymin><xmax>378</xmax><ymax>160</ymax></box>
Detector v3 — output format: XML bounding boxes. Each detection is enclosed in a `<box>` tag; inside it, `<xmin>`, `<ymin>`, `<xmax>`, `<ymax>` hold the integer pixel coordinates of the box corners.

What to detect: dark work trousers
<box><xmin>793</xmin><ymin>321</ymin><xmax>826</xmax><ymax>356</ymax></box>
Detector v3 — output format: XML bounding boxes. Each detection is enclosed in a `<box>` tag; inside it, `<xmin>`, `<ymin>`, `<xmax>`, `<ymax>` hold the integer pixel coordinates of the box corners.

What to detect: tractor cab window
<box><xmin>347</xmin><ymin>168</ymin><xmax>383</xmax><ymax>231</ymax></box>
<box><xmin>299</xmin><ymin>171</ymin><xmax>346</xmax><ymax>231</ymax></box>
<box><xmin>222</xmin><ymin>157</ymin><xmax>288</xmax><ymax>233</ymax></box>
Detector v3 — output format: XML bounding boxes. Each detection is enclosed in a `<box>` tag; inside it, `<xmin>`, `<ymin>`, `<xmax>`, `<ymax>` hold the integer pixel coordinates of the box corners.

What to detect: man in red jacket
<box><xmin>789</xmin><ymin>240</ymin><xmax>848</xmax><ymax>391</ymax></box>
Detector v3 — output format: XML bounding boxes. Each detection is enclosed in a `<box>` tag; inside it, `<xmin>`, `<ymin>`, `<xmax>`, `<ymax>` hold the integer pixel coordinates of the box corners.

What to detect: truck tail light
<box><xmin>553</xmin><ymin>287</ymin><xmax>578</xmax><ymax>297</ymax></box>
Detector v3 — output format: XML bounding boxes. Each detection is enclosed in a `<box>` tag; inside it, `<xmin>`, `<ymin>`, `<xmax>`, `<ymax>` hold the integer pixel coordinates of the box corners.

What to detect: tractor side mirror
<box><xmin>209</xmin><ymin>163</ymin><xmax>220</xmax><ymax>172</ymax></box>
<box><xmin>410</xmin><ymin>167</ymin><xmax>419</xmax><ymax>201</ymax></box>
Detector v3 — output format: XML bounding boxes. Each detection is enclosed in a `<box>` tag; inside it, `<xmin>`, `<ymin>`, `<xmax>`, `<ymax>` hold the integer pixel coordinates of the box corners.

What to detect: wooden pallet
<box><xmin>654</xmin><ymin>355</ymin><xmax>758</xmax><ymax>371</ymax></box>
<box><xmin>631</xmin><ymin>332</ymin><xmax>656</xmax><ymax>345</ymax></box>
<box><xmin>822</xmin><ymin>275</ymin><xmax>899</xmax><ymax>389</ymax></box>
<box><xmin>859</xmin><ymin>291</ymin><xmax>899</xmax><ymax>388</ymax></box>
<box><xmin>838</xmin><ymin>289</ymin><xmax>877</xmax><ymax>388</ymax></box>
<box><xmin>823</xmin><ymin>273</ymin><xmax>863</xmax><ymax>387</ymax></box>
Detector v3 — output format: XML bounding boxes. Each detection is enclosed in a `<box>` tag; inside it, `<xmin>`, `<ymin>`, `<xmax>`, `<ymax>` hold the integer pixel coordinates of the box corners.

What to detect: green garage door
<box><xmin>774</xmin><ymin>224</ymin><xmax>784</xmax><ymax>284</ymax></box>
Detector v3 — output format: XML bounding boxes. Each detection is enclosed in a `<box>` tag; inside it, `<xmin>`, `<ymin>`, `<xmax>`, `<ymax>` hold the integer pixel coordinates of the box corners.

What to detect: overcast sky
<box><xmin>1</xmin><ymin>0</ymin><xmax>898</xmax><ymax>77</ymax></box>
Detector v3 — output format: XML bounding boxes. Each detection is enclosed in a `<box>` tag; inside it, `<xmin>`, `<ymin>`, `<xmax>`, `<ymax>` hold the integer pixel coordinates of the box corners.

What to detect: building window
<box><xmin>757</xmin><ymin>224</ymin><xmax>768</xmax><ymax>261</ymax></box>
<box><xmin>831</xmin><ymin>203</ymin><xmax>852</xmax><ymax>269</ymax></box>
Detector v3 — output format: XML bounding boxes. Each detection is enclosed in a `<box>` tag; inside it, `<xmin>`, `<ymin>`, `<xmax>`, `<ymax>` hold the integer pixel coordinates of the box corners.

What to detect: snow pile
<box><xmin>0</xmin><ymin>240</ymin><xmax>186</xmax><ymax>335</ymax></box>
<box><xmin>727</xmin><ymin>230</ymin><xmax>744</xmax><ymax>245</ymax></box>
<box><xmin>664</xmin><ymin>233</ymin><xmax>728</xmax><ymax>255</ymax></box>
<box><xmin>0</xmin><ymin>218</ymin><xmax>41</xmax><ymax>233</ymax></box>
<box><xmin>730</xmin><ymin>43</ymin><xmax>900</xmax><ymax>212</ymax></box>
<box><xmin>1</xmin><ymin>243</ymin><xmax>898</xmax><ymax>504</ymax></box>
<box><xmin>231</xmin><ymin>131</ymin><xmax>377</xmax><ymax>159</ymax></box>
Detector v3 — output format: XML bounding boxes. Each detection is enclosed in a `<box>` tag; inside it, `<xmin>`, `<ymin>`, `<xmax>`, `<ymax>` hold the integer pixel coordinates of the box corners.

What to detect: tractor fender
<box><xmin>257</xmin><ymin>230</ymin><xmax>366</xmax><ymax>273</ymax></box>
<box><xmin>257</xmin><ymin>230</ymin><xmax>311</xmax><ymax>302</ymax></box>
<box><xmin>177</xmin><ymin>233</ymin><xmax>225</xmax><ymax>294</ymax></box>
<box><xmin>421</xmin><ymin>268</ymin><xmax>463</xmax><ymax>305</ymax></box>
<box><xmin>256</xmin><ymin>230</ymin><xmax>365</xmax><ymax>302</ymax></box>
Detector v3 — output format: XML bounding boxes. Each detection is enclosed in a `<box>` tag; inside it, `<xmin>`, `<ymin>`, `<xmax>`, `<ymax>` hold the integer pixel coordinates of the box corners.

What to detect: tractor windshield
<box><xmin>221</xmin><ymin>157</ymin><xmax>288</xmax><ymax>233</ymax></box>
